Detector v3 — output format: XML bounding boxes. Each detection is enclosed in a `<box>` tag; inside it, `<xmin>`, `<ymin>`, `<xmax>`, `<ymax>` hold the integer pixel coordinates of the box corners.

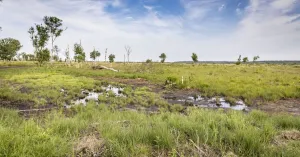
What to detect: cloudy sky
<box><xmin>0</xmin><ymin>0</ymin><xmax>300</xmax><ymax>61</ymax></box>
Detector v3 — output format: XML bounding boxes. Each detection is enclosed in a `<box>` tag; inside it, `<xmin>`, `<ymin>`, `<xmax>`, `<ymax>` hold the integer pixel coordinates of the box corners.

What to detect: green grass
<box><xmin>0</xmin><ymin>105</ymin><xmax>300</xmax><ymax>156</ymax></box>
<box><xmin>0</xmin><ymin>62</ymin><xmax>300</xmax><ymax>156</ymax></box>
<box><xmin>1</xmin><ymin>62</ymin><xmax>300</xmax><ymax>104</ymax></box>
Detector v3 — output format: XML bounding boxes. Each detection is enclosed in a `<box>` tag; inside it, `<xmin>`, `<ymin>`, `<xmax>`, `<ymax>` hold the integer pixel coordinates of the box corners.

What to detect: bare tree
<box><xmin>124</xmin><ymin>54</ymin><xmax>125</xmax><ymax>65</ymax></box>
<box><xmin>105</xmin><ymin>48</ymin><xmax>108</xmax><ymax>62</ymax></box>
<box><xmin>125</xmin><ymin>45</ymin><xmax>132</xmax><ymax>63</ymax></box>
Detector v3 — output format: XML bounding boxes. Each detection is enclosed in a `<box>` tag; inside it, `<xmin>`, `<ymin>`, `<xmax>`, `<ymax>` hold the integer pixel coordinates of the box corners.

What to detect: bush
<box><xmin>146</xmin><ymin>59</ymin><xmax>152</xmax><ymax>63</ymax></box>
<box><xmin>165</xmin><ymin>76</ymin><xmax>177</xmax><ymax>88</ymax></box>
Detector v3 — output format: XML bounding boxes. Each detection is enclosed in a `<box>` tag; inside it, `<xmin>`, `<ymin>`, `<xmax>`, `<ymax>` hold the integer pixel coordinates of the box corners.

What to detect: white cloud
<box><xmin>271</xmin><ymin>0</ymin><xmax>296</xmax><ymax>10</ymax></box>
<box><xmin>111</xmin><ymin>0</ymin><xmax>123</xmax><ymax>8</ymax></box>
<box><xmin>0</xmin><ymin>0</ymin><xmax>299</xmax><ymax>62</ymax></box>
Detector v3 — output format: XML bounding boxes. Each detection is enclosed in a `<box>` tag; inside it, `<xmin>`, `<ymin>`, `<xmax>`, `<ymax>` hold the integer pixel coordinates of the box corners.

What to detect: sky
<box><xmin>0</xmin><ymin>0</ymin><xmax>300</xmax><ymax>62</ymax></box>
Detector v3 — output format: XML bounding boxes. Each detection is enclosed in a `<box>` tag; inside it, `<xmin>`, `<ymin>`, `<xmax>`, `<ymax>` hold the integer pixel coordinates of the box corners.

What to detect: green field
<box><xmin>0</xmin><ymin>62</ymin><xmax>300</xmax><ymax>156</ymax></box>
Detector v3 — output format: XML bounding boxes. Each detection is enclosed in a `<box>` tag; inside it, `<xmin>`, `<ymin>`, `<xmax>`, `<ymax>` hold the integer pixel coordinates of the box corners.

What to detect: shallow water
<box><xmin>165</xmin><ymin>95</ymin><xmax>248</xmax><ymax>111</ymax></box>
<box><xmin>64</xmin><ymin>85</ymin><xmax>124</xmax><ymax>108</ymax></box>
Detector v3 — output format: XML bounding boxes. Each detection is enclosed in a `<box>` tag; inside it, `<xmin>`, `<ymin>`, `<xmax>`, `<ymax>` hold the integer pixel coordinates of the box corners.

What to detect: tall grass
<box><xmin>0</xmin><ymin>104</ymin><xmax>300</xmax><ymax>156</ymax></box>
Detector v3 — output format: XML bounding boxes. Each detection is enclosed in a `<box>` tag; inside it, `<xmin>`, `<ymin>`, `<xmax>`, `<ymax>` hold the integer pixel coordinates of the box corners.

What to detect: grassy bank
<box><xmin>1</xmin><ymin>104</ymin><xmax>300</xmax><ymax>156</ymax></box>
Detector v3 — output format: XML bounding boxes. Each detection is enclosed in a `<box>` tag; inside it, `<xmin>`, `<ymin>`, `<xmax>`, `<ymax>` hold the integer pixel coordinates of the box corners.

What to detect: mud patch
<box><xmin>19</xmin><ymin>86</ymin><xmax>31</xmax><ymax>93</ymax></box>
<box><xmin>163</xmin><ymin>92</ymin><xmax>249</xmax><ymax>111</ymax></box>
<box><xmin>0</xmin><ymin>98</ymin><xmax>57</xmax><ymax>118</ymax></box>
<box><xmin>0</xmin><ymin>99</ymin><xmax>35</xmax><ymax>110</ymax></box>
<box><xmin>65</xmin><ymin>85</ymin><xmax>124</xmax><ymax>108</ymax></box>
<box><xmin>95</xmin><ymin>77</ymin><xmax>161</xmax><ymax>92</ymax></box>
<box><xmin>255</xmin><ymin>99</ymin><xmax>300</xmax><ymax>115</ymax></box>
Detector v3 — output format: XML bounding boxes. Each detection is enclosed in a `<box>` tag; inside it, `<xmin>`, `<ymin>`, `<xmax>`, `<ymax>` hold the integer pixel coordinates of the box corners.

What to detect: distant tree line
<box><xmin>0</xmin><ymin>10</ymin><xmax>262</xmax><ymax>65</ymax></box>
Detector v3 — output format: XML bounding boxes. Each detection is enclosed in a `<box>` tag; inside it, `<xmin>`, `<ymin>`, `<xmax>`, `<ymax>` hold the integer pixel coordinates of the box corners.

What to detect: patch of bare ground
<box><xmin>74</xmin><ymin>126</ymin><xmax>106</xmax><ymax>157</ymax></box>
<box><xmin>0</xmin><ymin>66</ymin><xmax>30</xmax><ymax>69</ymax></box>
<box><xmin>96</xmin><ymin>77</ymin><xmax>300</xmax><ymax>115</ymax></box>
<box><xmin>254</xmin><ymin>99</ymin><xmax>300</xmax><ymax>116</ymax></box>
<box><xmin>0</xmin><ymin>99</ymin><xmax>57</xmax><ymax>118</ymax></box>
<box><xmin>95</xmin><ymin>76</ymin><xmax>162</xmax><ymax>92</ymax></box>
<box><xmin>273</xmin><ymin>130</ymin><xmax>300</xmax><ymax>146</ymax></box>
<box><xmin>151</xmin><ymin>142</ymin><xmax>222</xmax><ymax>157</ymax></box>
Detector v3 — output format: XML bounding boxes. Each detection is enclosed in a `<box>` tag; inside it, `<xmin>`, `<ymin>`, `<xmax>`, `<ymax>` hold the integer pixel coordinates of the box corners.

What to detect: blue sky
<box><xmin>0</xmin><ymin>0</ymin><xmax>300</xmax><ymax>61</ymax></box>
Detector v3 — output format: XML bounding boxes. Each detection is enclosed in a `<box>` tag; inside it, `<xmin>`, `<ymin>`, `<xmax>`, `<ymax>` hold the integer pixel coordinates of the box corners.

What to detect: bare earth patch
<box><xmin>74</xmin><ymin>134</ymin><xmax>106</xmax><ymax>157</ymax></box>
<box><xmin>255</xmin><ymin>99</ymin><xmax>300</xmax><ymax>116</ymax></box>
<box><xmin>97</xmin><ymin>77</ymin><xmax>300</xmax><ymax>115</ymax></box>
<box><xmin>273</xmin><ymin>130</ymin><xmax>300</xmax><ymax>146</ymax></box>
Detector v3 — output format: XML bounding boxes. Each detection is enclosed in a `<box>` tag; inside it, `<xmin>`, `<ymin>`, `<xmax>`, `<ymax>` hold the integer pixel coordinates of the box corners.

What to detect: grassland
<box><xmin>0</xmin><ymin>61</ymin><xmax>300</xmax><ymax>156</ymax></box>
<box><xmin>3</xmin><ymin>61</ymin><xmax>299</xmax><ymax>104</ymax></box>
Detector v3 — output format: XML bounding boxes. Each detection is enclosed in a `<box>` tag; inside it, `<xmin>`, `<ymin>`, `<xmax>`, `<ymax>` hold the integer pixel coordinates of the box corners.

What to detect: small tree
<box><xmin>243</xmin><ymin>57</ymin><xmax>249</xmax><ymax>63</ymax></box>
<box><xmin>73</xmin><ymin>43</ymin><xmax>85</xmax><ymax>62</ymax></box>
<box><xmin>53</xmin><ymin>55</ymin><xmax>59</xmax><ymax>61</ymax></box>
<box><xmin>43</xmin><ymin>16</ymin><xmax>65</xmax><ymax>60</ymax></box>
<box><xmin>125</xmin><ymin>45</ymin><xmax>132</xmax><ymax>63</ymax></box>
<box><xmin>191</xmin><ymin>53</ymin><xmax>198</xmax><ymax>63</ymax></box>
<box><xmin>159</xmin><ymin>53</ymin><xmax>167</xmax><ymax>63</ymax></box>
<box><xmin>236</xmin><ymin>55</ymin><xmax>242</xmax><ymax>65</ymax></box>
<box><xmin>109</xmin><ymin>54</ymin><xmax>115</xmax><ymax>63</ymax></box>
<box><xmin>28</xmin><ymin>23</ymin><xmax>50</xmax><ymax>65</ymax></box>
<box><xmin>0</xmin><ymin>38</ymin><xmax>22</xmax><ymax>61</ymax></box>
<box><xmin>146</xmin><ymin>59</ymin><xmax>152</xmax><ymax>63</ymax></box>
<box><xmin>253</xmin><ymin>56</ymin><xmax>260</xmax><ymax>62</ymax></box>
<box><xmin>36</xmin><ymin>49</ymin><xmax>50</xmax><ymax>65</ymax></box>
<box><xmin>90</xmin><ymin>48</ymin><xmax>100</xmax><ymax>63</ymax></box>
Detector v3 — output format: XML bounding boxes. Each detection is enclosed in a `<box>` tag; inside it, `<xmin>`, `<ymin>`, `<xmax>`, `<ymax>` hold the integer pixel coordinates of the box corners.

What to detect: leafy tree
<box><xmin>43</xmin><ymin>16</ymin><xmax>65</xmax><ymax>60</ymax></box>
<box><xmin>146</xmin><ymin>59</ymin><xmax>152</xmax><ymax>63</ymax></box>
<box><xmin>28</xmin><ymin>24</ymin><xmax>49</xmax><ymax>52</ymax></box>
<box><xmin>27</xmin><ymin>54</ymin><xmax>35</xmax><ymax>61</ymax></box>
<box><xmin>0</xmin><ymin>38</ymin><xmax>22</xmax><ymax>60</ymax></box>
<box><xmin>53</xmin><ymin>45</ymin><xmax>60</xmax><ymax>55</ymax></box>
<box><xmin>53</xmin><ymin>55</ymin><xmax>59</xmax><ymax>61</ymax></box>
<box><xmin>191</xmin><ymin>53</ymin><xmax>198</xmax><ymax>63</ymax></box>
<box><xmin>159</xmin><ymin>53</ymin><xmax>167</xmax><ymax>63</ymax></box>
<box><xmin>243</xmin><ymin>57</ymin><xmax>249</xmax><ymax>63</ymax></box>
<box><xmin>90</xmin><ymin>48</ymin><xmax>100</xmax><ymax>62</ymax></box>
<box><xmin>253</xmin><ymin>56</ymin><xmax>260</xmax><ymax>62</ymax></box>
<box><xmin>236</xmin><ymin>55</ymin><xmax>242</xmax><ymax>65</ymax></box>
<box><xmin>20</xmin><ymin>53</ymin><xmax>35</xmax><ymax>61</ymax></box>
<box><xmin>36</xmin><ymin>49</ymin><xmax>50</xmax><ymax>64</ymax></box>
<box><xmin>28</xmin><ymin>23</ymin><xmax>50</xmax><ymax>65</ymax></box>
<box><xmin>73</xmin><ymin>43</ymin><xmax>85</xmax><ymax>62</ymax></box>
<box><xmin>109</xmin><ymin>54</ymin><xmax>115</xmax><ymax>63</ymax></box>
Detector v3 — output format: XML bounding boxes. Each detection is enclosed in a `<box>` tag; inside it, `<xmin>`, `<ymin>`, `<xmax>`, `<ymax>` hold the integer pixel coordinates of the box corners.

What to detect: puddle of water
<box><xmin>165</xmin><ymin>95</ymin><xmax>248</xmax><ymax>111</ymax></box>
<box><xmin>64</xmin><ymin>85</ymin><xmax>125</xmax><ymax>107</ymax></box>
<box><xmin>104</xmin><ymin>85</ymin><xmax>124</xmax><ymax>97</ymax></box>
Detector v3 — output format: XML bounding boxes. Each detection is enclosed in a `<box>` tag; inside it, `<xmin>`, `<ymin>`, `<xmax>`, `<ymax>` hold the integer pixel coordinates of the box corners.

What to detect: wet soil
<box><xmin>0</xmin><ymin>66</ymin><xmax>31</xmax><ymax>70</ymax></box>
<box><xmin>0</xmin><ymin>98</ymin><xmax>57</xmax><ymax>118</ymax></box>
<box><xmin>95</xmin><ymin>77</ymin><xmax>161</xmax><ymax>92</ymax></box>
<box><xmin>95</xmin><ymin>77</ymin><xmax>300</xmax><ymax>115</ymax></box>
<box><xmin>254</xmin><ymin>99</ymin><xmax>300</xmax><ymax>116</ymax></box>
<box><xmin>0</xmin><ymin>75</ymin><xmax>299</xmax><ymax>116</ymax></box>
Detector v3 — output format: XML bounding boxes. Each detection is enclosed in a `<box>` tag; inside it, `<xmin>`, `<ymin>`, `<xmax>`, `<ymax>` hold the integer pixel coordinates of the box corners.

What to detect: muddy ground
<box><xmin>96</xmin><ymin>77</ymin><xmax>300</xmax><ymax>116</ymax></box>
<box><xmin>0</xmin><ymin>74</ymin><xmax>299</xmax><ymax>116</ymax></box>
